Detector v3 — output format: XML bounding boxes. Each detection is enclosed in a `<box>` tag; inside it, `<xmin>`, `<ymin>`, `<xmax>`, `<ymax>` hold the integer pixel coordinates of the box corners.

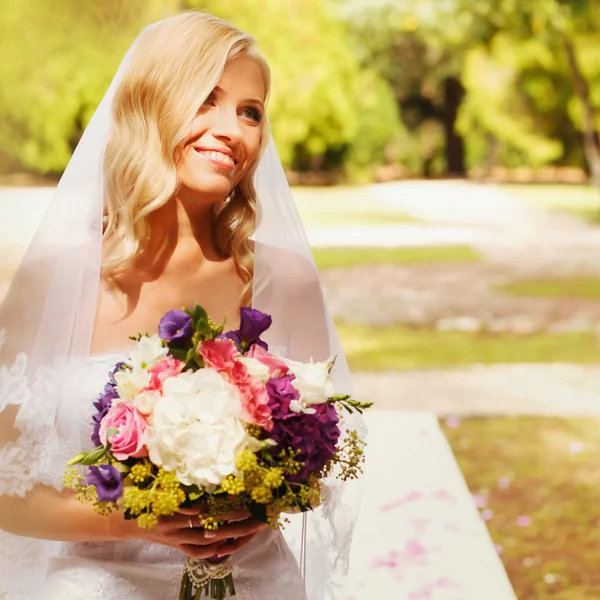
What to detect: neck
<box><xmin>133</xmin><ymin>189</ymin><xmax>227</xmax><ymax>282</ymax></box>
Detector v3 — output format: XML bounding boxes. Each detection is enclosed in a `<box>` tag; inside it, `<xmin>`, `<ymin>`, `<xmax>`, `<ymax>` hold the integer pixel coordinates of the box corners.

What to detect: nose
<box><xmin>211</xmin><ymin>105</ymin><xmax>243</xmax><ymax>144</ymax></box>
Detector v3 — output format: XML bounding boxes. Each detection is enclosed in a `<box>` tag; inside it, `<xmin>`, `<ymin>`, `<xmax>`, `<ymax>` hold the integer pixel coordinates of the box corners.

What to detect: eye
<box><xmin>241</xmin><ymin>106</ymin><xmax>263</xmax><ymax>124</ymax></box>
<box><xmin>202</xmin><ymin>91</ymin><xmax>217</xmax><ymax>107</ymax></box>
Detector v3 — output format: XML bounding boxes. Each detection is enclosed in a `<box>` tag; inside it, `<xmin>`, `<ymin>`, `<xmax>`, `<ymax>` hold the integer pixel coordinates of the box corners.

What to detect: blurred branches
<box><xmin>344</xmin><ymin>0</ymin><xmax>600</xmax><ymax>183</ymax></box>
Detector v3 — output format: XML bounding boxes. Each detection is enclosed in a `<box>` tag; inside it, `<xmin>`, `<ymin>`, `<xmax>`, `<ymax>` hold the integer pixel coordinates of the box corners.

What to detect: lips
<box><xmin>193</xmin><ymin>146</ymin><xmax>238</xmax><ymax>165</ymax></box>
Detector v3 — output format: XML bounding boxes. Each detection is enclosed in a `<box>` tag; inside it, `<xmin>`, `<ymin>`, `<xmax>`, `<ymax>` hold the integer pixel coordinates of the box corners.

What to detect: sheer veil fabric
<box><xmin>0</xmin><ymin>21</ymin><xmax>365</xmax><ymax>600</ymax></box>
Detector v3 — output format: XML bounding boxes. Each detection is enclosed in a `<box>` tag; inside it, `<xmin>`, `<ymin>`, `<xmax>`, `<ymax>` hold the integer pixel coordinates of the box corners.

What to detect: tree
<box><xmin>343</xmin><ymin>0</ymin><xmax>600</xmax><ymax>185</ymax></box>
<box><xmin>453</xmin><ymin>0</ymin><xmax>600</xmax><ymax>186</ymax></box>
<box><xmin>0</xmin><ymin>0</ymin><xmax>177</xmax><ymax>175</ymax></box>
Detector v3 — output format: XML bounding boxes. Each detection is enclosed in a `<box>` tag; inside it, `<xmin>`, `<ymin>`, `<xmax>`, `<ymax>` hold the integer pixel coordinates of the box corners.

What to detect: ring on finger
<box><xmin>188</xmin><ymin>516</ymin><xmax>194</xmax><ymax>529</ymax></box>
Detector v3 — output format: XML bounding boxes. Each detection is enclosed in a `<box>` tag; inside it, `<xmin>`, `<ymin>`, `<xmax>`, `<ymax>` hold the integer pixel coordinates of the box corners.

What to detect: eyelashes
<box><xmin>242</xmin><ymin>106</ymin><xmax>263</xmax><ymax>124</ymax></box>
<box><xmin>200</xmin><ymin>93</ymin><xmax>263</xmax><ymax>124</ymax></box>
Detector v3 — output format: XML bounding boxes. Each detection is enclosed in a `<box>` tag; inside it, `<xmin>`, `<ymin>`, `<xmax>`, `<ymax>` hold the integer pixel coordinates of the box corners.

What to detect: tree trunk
<box><xmin>563</xmin><ymin>35</ymin><xmax>600</xmax><ymax>192</ymax></box>
<box><xmin>443</xmin><ymin>77</ymin><xmax>466</xmax><ymax>176</ymax></box>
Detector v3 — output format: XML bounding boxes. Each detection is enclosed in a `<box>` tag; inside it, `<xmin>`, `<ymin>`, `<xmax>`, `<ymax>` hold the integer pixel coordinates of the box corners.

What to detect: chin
<box><xmin>179</xmin><ymin>170</ymin><xmax>233</xmax><ymax>200</ymax></box>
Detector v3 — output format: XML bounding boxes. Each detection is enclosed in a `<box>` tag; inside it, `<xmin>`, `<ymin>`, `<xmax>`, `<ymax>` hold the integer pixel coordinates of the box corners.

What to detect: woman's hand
<box><xmin>127</xmin><ymin>506</ymin><xmax>268</xmax><ymax>560</ymax></box>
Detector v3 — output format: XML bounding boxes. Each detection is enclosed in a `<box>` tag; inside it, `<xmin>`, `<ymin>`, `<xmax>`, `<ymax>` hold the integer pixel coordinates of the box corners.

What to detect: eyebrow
<box><xmin>212</xmin><ymin>85</ymin><xmax>265</xmax><ymax>108</ymax></box>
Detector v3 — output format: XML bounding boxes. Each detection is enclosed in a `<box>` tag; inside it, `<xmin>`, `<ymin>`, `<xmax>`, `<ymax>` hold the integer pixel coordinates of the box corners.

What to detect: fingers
<box><xmin>177</xmin><ymin>519</ymin><xmax>268</xmax><ymax>546</ymax></box>
<box><xmin>162</xmin><ymin>508</ymin><xmax>254</xmax><ymax>532</ymax></box>
<box><xmin>215</xmin><ymin>531</ymin><xmax>260</xmax><ymax>556</ymax></box>
<box><xmin>176</xmin><ymin>506</ymin><xmax>252</xmax><ymax>522</ymax></box>
<box><xmin>179</xmin><ymin>542</ymin><xmax>224</xmax><ymax>560</ymax></box>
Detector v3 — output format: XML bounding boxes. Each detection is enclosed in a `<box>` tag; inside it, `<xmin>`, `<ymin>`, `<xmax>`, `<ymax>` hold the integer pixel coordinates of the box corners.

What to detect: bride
<box><xmin>0</xmin><ymin>11</ymin><xmax>360</xmax><ymax>600</ymax></box>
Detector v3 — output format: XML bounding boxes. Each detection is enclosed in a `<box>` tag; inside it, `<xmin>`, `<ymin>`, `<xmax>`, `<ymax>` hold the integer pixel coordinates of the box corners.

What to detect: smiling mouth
<box><xmin>194</xmin><ymin>148</ymin><xmax>238</xmax><ymax>168</ymax></box>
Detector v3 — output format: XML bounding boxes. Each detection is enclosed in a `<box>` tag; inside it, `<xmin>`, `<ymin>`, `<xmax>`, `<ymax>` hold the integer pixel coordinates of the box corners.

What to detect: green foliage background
<box><xmin>1</xmin><ymin>0</ymin><xmax>599</xmax><ymax>180</ymax></box>
<box><xmin>0</xmin><ymin>0</ymin><xmax>402</xmax><ymax>179</ymax></box>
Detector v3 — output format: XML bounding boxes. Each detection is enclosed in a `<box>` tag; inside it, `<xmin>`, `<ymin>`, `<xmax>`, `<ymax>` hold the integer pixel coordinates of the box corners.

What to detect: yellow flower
<box><xmin>245</xmin><ymin>424</ymin><xmax>263</xmax><ymax>438</ymax></box>
<box><xmin>76</xmin><ymin>485</ymin><xmax>98</xmax><ymax>504</ymax></box>
<box><xmin>93</xmin><ymin>501</ymin><xmax>115</xmax><ymax>517</ymax></box>
<box><xmin>123</xmin><ymin>487</ymin><xmax>150</xmax><ymax>516</ymax></box>
<box><xmin>251</xmin><ymin>486</ymin><xmax>273</xmax><ymax>504</ymax></box>
<box><xmin>130</xmin><ymin>461</ymin><xmax>154</xmax><ymax>484</ymax></box>
<box><xmin>263</xmin><ymin>468</ymin><xmax>284</xmax><ymax>489</ymax></box>
<box><xmin>236</xmin><ymin>449</ymin><xmax>258</xmax><ymax>472</ymax></box>
<box><xmin>200</xmin><ymin>516</ymin><xmax>222</xmax><ymax>531</ymax></box>
<box><xmin>62</xmin><ymin>467</ymin><xmax>83</xmax><ymax>490</ymax></box>
<box><xmin>137</xmin><ymin>513</ymin><xmax>158</xmax><ymax>529</ymax></box>
<box><xmin>152</xmin><ymin>489</ymin><xmax>184</xmax><ymax>516</ymax></box>
<box><xmin>221</xmin><ymin>475</ymin><xmax>246</xmax><ymax>495</ymax></box>
<box><xmin>156</xmin><ymin>468</ymin><xmax>180</xmax><ymax>492</ymax></box>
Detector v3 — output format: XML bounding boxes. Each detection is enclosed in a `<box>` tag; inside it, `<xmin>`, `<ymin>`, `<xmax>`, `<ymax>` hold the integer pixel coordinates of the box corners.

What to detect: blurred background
<box><xmin>2</xmin><ymin>0</ymin><xmax>600</xmax><ymax>597</ymax></box>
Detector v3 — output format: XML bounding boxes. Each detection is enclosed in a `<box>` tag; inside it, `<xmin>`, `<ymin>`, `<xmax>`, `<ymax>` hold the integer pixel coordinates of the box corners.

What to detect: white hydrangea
<box><xmin>145</xmin><ymin>368</ymin><xmax>252</xmax><ymax>492</ymax></box>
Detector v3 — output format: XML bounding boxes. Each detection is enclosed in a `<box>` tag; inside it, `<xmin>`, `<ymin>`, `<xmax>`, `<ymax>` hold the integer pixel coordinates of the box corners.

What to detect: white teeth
<box><xmin>199</xmin><ymin>150</ymin><xmax>235</xmax><ymax>165</ymax></box>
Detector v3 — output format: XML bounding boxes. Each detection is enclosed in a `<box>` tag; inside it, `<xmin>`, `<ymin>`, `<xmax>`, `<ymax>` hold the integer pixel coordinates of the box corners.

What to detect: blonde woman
<box><xmin>0</xmin><ymin>12</ymin><xmax>361</xmax><ymax>600</ymax></box>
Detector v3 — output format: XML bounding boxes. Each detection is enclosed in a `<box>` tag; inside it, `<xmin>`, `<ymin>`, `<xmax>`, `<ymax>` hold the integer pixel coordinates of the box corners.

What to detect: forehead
<box><xmin>217</xmin><ymin>55</ymin><xmax>266</xmax><ymax>102</ymax></box>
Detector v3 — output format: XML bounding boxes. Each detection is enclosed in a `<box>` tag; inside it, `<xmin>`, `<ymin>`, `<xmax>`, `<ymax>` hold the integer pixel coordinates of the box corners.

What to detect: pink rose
<box><xmin>144</xmin><ymin>356</ymin><xmax>185</xmax><ymax>392</ymax></box>
<box><xmin>247</xmin><ymin>344</ymin><xmax>289</xmax><ymax>378</ymax></box>
<box><xmin>199</xmin><ymin>339</ymin><xmax>239</xmax><ymax>374</ymax></box>
<box><xmin>99</xmin><ymin>403</ymin><xmax>149</xmax><ymax>461</ymax></box>
<box><xmin>231</xmin><ymin>361</ymin><xmax>273</xmax><ymax>431</ymax></box>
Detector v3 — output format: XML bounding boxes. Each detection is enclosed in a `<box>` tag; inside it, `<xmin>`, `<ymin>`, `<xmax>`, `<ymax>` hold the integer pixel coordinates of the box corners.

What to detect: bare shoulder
<box><xmin>254</xmin><ymin>242</ymin><xmax>320</xmax><ymax>290</ymax></box>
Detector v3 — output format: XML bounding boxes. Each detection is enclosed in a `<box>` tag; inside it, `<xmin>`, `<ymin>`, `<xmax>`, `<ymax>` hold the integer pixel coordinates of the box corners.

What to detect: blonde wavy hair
<box><xmin>102</xmin><ymin>12</ymin><xmax>271</xmax><ymax>306</ymax></box>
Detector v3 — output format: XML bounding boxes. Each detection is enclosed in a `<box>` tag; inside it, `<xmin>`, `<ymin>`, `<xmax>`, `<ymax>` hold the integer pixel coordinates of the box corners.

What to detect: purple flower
<box><xmin>224</xmin><ymin>308</ymin><xmax>271</xmax><ymax>351</ymax></box>
<box><xmin>91</xmin><ymin>362</ymin><xmax>125</xmax><ymax>446</ymax></box>
<box><xmin>267</xmin><ymin>376</ymin><xmax>340</xmax><ymax>481</ymax></box>
<box><xmin>240</xmin><ymin>308</ymin><xmax>271</xmax><ymax>343</ymax></box>
<box><xmin>86</xmin><ymin>464</ymin><xmax>123</xmax><ymax>502</ymax></box>
<box><xmin>266</xmin><ymin>376</ymin><xmax>300</xmax><ymax>419</ymax></box>
<box><xmin>91</xmin><ymin>390</ymin><xmax>116</xmax><ymax>446</ymax></box>
<box><xmin>158</xmin><ymin>309</ymin><xmax>193</xmax><ymax>342</ymax></box>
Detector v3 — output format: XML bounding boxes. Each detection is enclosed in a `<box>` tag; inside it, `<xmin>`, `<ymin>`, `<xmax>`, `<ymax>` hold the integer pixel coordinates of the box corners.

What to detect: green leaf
<box><xmin>67</xmin><ymin>452</ymin><xmax>88</xmax><ymax>466</ymax></box>
<box><xmin>247</xmin><ymin>501</ymin><xmax>268</xmax><ymax>523</ymax></box>
<box><xmin>77</xmin><ymin>445</ymin><xmax>108</xmax><ymax>466</ymax></box>
<box><xmin>191</xmin><ymin>304</ymin><xmax>208</xmax><ymax>326</ymax></box>
<box><xmin>195</xmin><ymin>319</ymin><xmax>211</xmax><ymax>336</ymax></box>
<box><xmin>169</xmin><ymin>346</ymin><xmax>188</xmax><ymax>362</ymax></box>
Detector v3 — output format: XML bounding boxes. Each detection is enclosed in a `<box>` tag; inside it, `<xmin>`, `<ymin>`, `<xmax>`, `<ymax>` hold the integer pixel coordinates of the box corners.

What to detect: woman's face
<box><xmin>177</xmin><ymin>54</ymin><xmax>266</xmax><ymax>201</ymax></box>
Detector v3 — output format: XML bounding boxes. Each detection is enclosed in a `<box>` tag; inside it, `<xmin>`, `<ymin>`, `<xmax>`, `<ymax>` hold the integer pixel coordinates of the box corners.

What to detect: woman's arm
<box><xmin>0</xmin><ymin>484</ymin><xmax>137</xmax><ymax>542</ymax></box>
<box><xmin>0</xmin><ymin>484</ymin><xmax>267</xmax><ymax>560</ymax></box>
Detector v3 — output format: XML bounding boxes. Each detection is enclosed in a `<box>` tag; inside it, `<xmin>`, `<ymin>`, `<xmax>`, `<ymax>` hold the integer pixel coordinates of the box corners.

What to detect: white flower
<box><xmin>146</xmin><ymin>368</ymin><xmax>251</xmax><ymax>492</ymax></box>
<box><xmin>133</xmin><ymin>389</ymin><xmax>161</xmax><ymax>416</ymax></box>
<box><xmin>236</xmin><ymin>356</ymin><xmax>270</xmax><ymax>383</ymax></box>
<box><xmin>285</xmin><ymin>358</ymin><xmax>335</xmax><ymax>406</ymax></box>
<box><xmin>114</xmin><ymin>366</ymin><xmax>151</xmax><ymax>403</ymax></box>
<box><xmin>289</xmin><ymin>399</ymin><xmax>316</xmax><ymax>415</ymax></box>
<box><xmin>127</xmin><ymin>335</ymin><xmax>168</xmax><ymax>370</ymax></box>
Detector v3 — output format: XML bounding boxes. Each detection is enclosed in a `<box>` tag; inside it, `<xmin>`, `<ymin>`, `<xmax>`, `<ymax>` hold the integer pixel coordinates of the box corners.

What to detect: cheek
<box><xmin>176</xmin><ymin>147</ymin><xmax>196</xmax><ymax>177</ymax></box>
<box><xmin>239</xmin><ymin>130</ymin><xmax>263</xmax><ymax>175</ymax></box>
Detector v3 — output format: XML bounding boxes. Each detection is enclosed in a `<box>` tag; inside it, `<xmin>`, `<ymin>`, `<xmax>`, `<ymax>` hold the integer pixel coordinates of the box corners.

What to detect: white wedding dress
<box><xmin>0</xmin><ymin>350</ymin><xmax>308</xmax><ymax>600</ymax></box>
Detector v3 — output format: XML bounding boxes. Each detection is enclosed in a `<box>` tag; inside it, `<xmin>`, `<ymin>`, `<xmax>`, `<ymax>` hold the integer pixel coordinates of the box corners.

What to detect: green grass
<box><xmin>501</xmin><ymin>183</ymin><xmax>600</xmax><ymax>224</ymax></box>
<box><xmin>337</xmin><ymin>322</ymin><xmax>600</xmax><ymax>370</ymax></box>
<box><xmin>312</xmin><ymin>245</ymin><xmax>481</xmax><ymax>270</ymax></box>
<box><xmin>441</xmin><ymin>416</ymin><xmax>600</xmax><ymax>599</ymax></box>
<box><xmin>499</xmin><ymin>277</ymin><xmax>600</xmax><ymax>299</ymax></box>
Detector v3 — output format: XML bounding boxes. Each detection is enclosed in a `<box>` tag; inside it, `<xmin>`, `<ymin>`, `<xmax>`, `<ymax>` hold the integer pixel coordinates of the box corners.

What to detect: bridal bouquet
<box><xmin>64</xmin><ymin>304</ymin><xmax>371</xmax><ymax>600</ymax></box>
